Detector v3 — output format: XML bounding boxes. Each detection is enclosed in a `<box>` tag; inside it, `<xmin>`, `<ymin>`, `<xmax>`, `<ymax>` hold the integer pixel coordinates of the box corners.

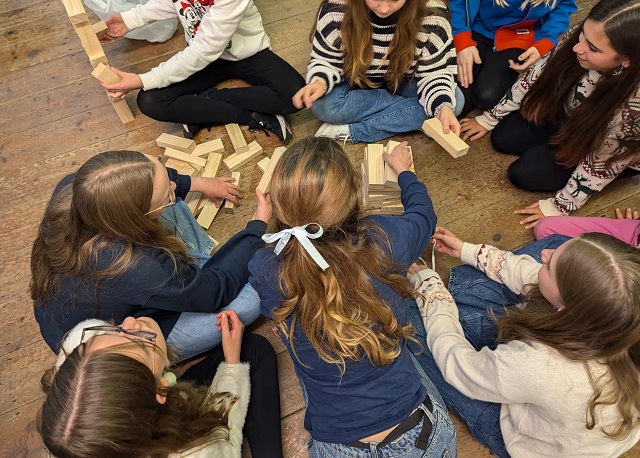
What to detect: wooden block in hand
<box><xmin>256</xmin><ymin>157</ymin><xmax>270</xmax><ymax>173</ymax></box>
<box><xmin>91</xmin><ymin>62</ymin><xmax>121</xmax><ymax>84</ymax></box>
<box><xmin>194</xmin><ymin>152</ymin><xmax>224</xmax><ymax>226</ymax></box>
<box><xmin>157</xmin><ymin>133</ymin><xmax>197</xmax><ymax>154</ymax></box>
<box><xmin>225</xmin><ymin>123</ymin><xmax>249</xmax><ymax>153</ymax></box>
<box><xmin>92</xmin><ymin>21</ymin><xmax>108</xmax><ymax>40</ymax></box>
<box><xmin>365</xmin><ymin>144</ymin><xmax>386</xmax><ymax>191</ymax></box>
<box><xmin>192</xmin><ymin>138</ymin><xmax>224</xmax><ymax>157</ymax></box>
<box><xmin>383</xmin><ymin>141</ymin><xmax>414</xmax><ymax>186</ymax></box>
<box><xmin>257</xmin><ymin>147</ymin><xmax>286</xmax><ymax>194</ymax></box>
<box><xmin>223</xmin><ymin>172</ymin><xmax>241</xmax><ymax>213</ymax></box>
<box><xmin>223</xmin><ymin>141</ymin><xmax>264</xmax><ymax>171</ymax></box>
<box><xmin>164</xmin><ymin>148</ymin><xmax>206</xmax><ymax>170</ymax></box>
<box><xmin>422</xmin><ymin>118</ymin><xmax>469</xmax><ymax>158</ymax></box>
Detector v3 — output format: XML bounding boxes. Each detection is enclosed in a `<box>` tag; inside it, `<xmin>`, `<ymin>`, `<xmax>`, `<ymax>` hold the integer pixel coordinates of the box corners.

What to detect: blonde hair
<box><xmin>269</xmin><ymin>137</ymin><xmax>418</xmax><ymax>373</ymax></box>
<box><xmin>31</xmin><ymin>151</ymin><xmax>190</xmax><ymax>303</ymax></box>
<box><xmin>498</xmin><ymin>233</ymin><xmax>640</xmax><ymax>439</ymax></box>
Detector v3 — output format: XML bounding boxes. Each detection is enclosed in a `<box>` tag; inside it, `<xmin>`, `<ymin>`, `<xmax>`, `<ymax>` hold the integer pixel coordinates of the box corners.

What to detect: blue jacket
<box><xmin>34</xmin><ymin>169</ymin><xmax>267</xmax><ymax>352</ymax></box>
<box><xmin>450</xmin><ymin>0</ymin><xmax>576</xmax><ymax>56</ymax></box>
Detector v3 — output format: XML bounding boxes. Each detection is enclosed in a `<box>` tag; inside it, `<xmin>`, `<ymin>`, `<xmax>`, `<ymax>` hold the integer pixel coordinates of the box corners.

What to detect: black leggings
<box><xmin>491</xmin><ymin>111</ymin><xmax>639</xmax><ymax>192</ymax></box>
<box><xmin>182</xmin><ymin>333</ymin><xmax>283</xmax><ymax>458</ymax></box>
<box><xmin>137</xmin><ymin>49</ymin><xmax>305</xmax><ymax>126</ymax></box>
<box><xmin>459</xmin><ymin>32</ymin><xmax>524</xmax><ymax>116</ymax></box>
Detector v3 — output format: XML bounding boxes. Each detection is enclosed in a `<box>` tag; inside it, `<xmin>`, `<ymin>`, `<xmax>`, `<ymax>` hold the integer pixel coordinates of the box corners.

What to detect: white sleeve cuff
<box><xmin>475</xmin><ymin>112</ymin><xmax>498</xmax><ymax>131</ymax></box>
<box><xmin>538</xmin><ymin>198</ymin><xmax>565</xmax><ymax>216</ymax></box>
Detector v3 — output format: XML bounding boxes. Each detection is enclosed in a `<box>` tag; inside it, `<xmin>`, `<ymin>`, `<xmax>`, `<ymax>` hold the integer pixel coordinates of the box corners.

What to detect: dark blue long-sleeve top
<box><xmin>35</xmin><ymin>169</ymin><xmax>266</xmax><ymax>352</ymax></box>
<box><xmin>249</xmin><ymin>171</ymin><xmax>436</xmax><ymax>443</ymax></box>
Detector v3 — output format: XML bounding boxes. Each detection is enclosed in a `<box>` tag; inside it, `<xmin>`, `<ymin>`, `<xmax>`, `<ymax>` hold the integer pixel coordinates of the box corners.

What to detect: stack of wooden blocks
<box><xmin>157</xmin><ymin>124</ymin><xmax>286</xmax><ymax>232</ymax></box>
<box><xmin>361</xmin><ymin>140</ymin><xmax>414</xmax><ymax>215</ymax></box>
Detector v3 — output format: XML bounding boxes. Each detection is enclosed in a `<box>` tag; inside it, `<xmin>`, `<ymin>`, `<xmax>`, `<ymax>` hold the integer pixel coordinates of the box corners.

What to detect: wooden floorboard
<box><xmin>1</xmin><ymin>0</ymin><xmax>639</xmax><ymax>456</ymax></box>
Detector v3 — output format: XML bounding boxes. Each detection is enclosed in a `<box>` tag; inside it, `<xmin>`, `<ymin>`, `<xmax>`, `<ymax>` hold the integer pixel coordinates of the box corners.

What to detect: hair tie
<box><xmin>262</xmin><ymin>224</ymin><xmax>329</xmax><ymax>270</ymax></box>
<box><xmin>162</xmin><ymin>371</ymin><xmax>177</xmax><ymax>387</ymax></box>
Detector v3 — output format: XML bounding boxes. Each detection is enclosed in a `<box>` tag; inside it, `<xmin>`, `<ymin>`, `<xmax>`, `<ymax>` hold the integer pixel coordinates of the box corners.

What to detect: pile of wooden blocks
<box><xmin>157</xmin><ymin>124</ymin><xmax>286</xmax><ymax>230</ymax></box>
<box><xmin>361</xmin><ymin>141</ymin><xmax>414</xmax><ymax>215</ymax></box>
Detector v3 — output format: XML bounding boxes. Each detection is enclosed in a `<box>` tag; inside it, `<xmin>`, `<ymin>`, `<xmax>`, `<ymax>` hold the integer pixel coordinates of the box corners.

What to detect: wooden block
<box><xmin>365</xmin><ymin>144</ymin><xmax>386</xmax><ymax>191</ymax></box>
<box><xmin>223</xmin><ymin>140</ymin><xmax>264</xmax><ymax>171</ymax></box>
<box><xmin>62</xmin><ymin>0</ymin><xmax>107</xmax><ymax>65</ymax></box>
<box><xmin>207</xmin><ymin>234</ymin><xmax>219</xmax><ymax>249</ymax></box>
<box><xmin>257</xmin><ymin>147</ymin><xmax>286</xmax><ymax>194</ymax></box>
<box><xmin>196</xmin><ymin>201</ymin><xmax>221</xmax><ymax>229</ymax></box>
<box><xmin>184</xmin><ymin>192</ymin><xmax>203</xmax><ymax>213</ymax></box>
<box><xmin>422</xmin><ymin>118</ymin><xmax>469</xmax><ymax>158</ymax></box>
<box><xmin>156</xmin><ymin>133</ymin><xmax>197</xmax><ymax>154</ymax></box>
<box><xmin>382</xmin><ymin>141</ymin><xmax>414</xmax><ymax>186</ymax></box>
<box><xmin>192</xmin><ymin>138</ymin><xmax>224</xmax><ymax>157</ymax></box>
<box><xmin>190</xmin><ymin>152</ymin><xmax>224</xmax><ymax>220</ymax></box>
<box><xmin>92</xmin><ymin>63</ymin><xmax>121</xmax><ymax>84</ymax></box>
<box><xmin>164</xmin><ymin>158</ymin><xmax>188</xmax><ymax>170</ymax></box>
<box><xmin>92</xmin><ymin>21</ymin><xmax>108</xmax><ymax>40</ymax></box>
<box><xmin>89</xmin><ymin>53</ymin><xmax>109</xmax><ymax>67</ymax></box>
<box><xmin>108</xmin><ymin>96</ymin><xmax>134</xmax><ymax>124</ymax></box>
<box><xmin>164</xmin><ymin>148</ymin><xmax>206</xmax><ymax>170</ymax></box>
<box><xmin>223</xmin><ymin>172</ymin><xmax>241</xmax><ymax>213</ymax></box>
<box><xmin>202</xmin><ymin>152</ymin><xmax>223</xmax><ymax>178</ymax></box>
<box><xmin>256</xmin><ymin>157</ymin><xmax>270</xmax><ymax>173</ymax></box>
<box><xmin>361</xmin><ymin>162</ymin><xmax>369</xmax><ymax>204</ymax></box>
<box><xmin>225</xmin><ymin>124</ymin><xmax>249</xmax><ymax>153</ymax></box>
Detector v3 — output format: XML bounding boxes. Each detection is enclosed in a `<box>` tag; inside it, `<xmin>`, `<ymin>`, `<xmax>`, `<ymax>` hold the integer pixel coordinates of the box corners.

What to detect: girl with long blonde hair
<box><xmin>292</xmin><ymin>0</ymin><xmax>462</xmax><ymax>144</ymax></box>
<box><xmin>408</xmin><ymin>230</ymin><xmax>640</xmax><ymax>457</ymax></box>
<box><xmin>31</xmin><ymin>150</ymin><xmax>271</xmax><ymax>361</ymax></box>
<box><xmin>249</xmin><ymin>137</ymin><xmax>456</xmax><ymax>457</ymax></box>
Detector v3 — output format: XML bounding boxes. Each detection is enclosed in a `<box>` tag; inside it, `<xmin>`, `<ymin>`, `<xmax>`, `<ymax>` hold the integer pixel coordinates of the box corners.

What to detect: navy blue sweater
<box><xmin>249</xmin><ymin>171</ymin><xmax>435</xmax><ymax>443</ymax></box>
<box><xmin>35</xmin><ymin>169</ymin><xmax>266</xmax><ymax>352</ymax></box>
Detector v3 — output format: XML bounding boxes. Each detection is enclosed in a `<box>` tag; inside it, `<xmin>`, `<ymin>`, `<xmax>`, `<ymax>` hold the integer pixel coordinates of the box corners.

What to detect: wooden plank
<box><xmin>61</xmin><ymin>0</ymin><xmax>107</xmax><ymax>67</ymax></box>
<box><xmin>223</xmin><ymin>172</ymin><xmax>241</xmax><ymax>213</ymax></box>
<box><xmin>202</xmin><ymin>152</ymin><xmax>223</xmax><ymax>178</ymax></box>
<box><xmin>156</xmin><ymin>133</ymin><xmax>197</xmax><ymax>154</ymax></box>
<box><xmin>92</xmin><ymin>20</ymin><xmax>108</xmax><ymax>40</ymax></box>
<box><xmin>108</xmin><ymin>95</ymin><xmax>135</xmax><ymax>124</ymax></box>
<box><xmin>422</xmin><ymin>118</ymin><xmax>470</xmax><ymax>158</ymax></box>
<box><xmin>256</xmin><ymin>157</ymin><xmax>270</xmax><ymax>173</ymax></box>
<box><xmin>225</xmin><ymin>123</ymin><xmax>249</xmax><ymax>153</ymax></box>
<box><xmin>365</xmin><ymin>144</ymin><xmax>386</xmax><ymax>191</ymax></box>
<box><xmin>257</xmin><ymin>146</ymin><xmax>286</xmax><ymax>194</ymax></box>
<box><xmin>195</xmin><ymin>152</ymin><xmax>224</xmax><ymax>228</ymax></box>
<box><xmin>91</xmin><ymin>62</ymin><xmax>120</xmax><ymax>84</ymax></box>
<box><xmin>223</xmin><ymin>140</ymin><xmax>264</xmax><ymax>172</ymax></box>
<box><xmin>191</xmin><ymin>138</ymin><xmax>225</xmax><ymax>157</ymax></box>
<box><xmin>164</xmin><ymin>148</ymin><xmax>206</xmax><ymax>170</ymax></box>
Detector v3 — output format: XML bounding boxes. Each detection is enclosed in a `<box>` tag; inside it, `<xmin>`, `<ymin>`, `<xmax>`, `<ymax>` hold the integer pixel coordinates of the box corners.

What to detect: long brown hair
<box><xmin>520</xmin><ymin>0</ymin><xmax>640</xmax><ymax>167</ymax></box>
<box><xmin>30</xmin><ymin>151</ymin><xmax>190</xmax><ymax>303</ymax></box>
<box><xmin>38</xmin><ymin>343</ymin><xmax>236</xmax><ymax>457</ymax></box>
<box><xmin>269</xmin><ymin>137</ymin><xmax>417</xmax><ymax>373</ymax></box>
<box><xmin>314</xmin><ymin>0</ymin><xmax>444</xmax><ymax>91</ymax></box>
<box><xmin>498</xmin><ymin>233</ymin><xmax>640</xmax><ymax>439</ymax></box>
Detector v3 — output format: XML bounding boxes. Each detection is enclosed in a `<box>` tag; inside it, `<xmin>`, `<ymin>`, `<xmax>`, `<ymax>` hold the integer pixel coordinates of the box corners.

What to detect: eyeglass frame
<box><xmin>144</xmin><ymin>183</ymin><xmax>176</xmax><ymax>215</ymax></box>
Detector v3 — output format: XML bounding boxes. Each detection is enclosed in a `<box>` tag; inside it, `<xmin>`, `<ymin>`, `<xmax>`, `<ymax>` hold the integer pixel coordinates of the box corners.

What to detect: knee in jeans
<box><xmin>310</xmin><ymin>97</ymin><xmax>346</xmax><ymax>124</ymax></box>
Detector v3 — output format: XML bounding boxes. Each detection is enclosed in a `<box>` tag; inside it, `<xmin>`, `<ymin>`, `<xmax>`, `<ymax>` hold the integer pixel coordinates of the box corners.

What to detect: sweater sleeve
<box><xmin>416</xmin><ymin>11</ymin><xmax>458</xmax><ymax>117</ymax></box>
<box><xmin>137</xmin><ymin>0</ymin><xmax>251</xmax><ymax>90</ymax></box>
<box><xmin>532</xmin><ymin>0</ymin><xmax>577</xmax><ymax>57</ymax></box>
<box><xmin>460</xmin><ymin>242</ymin><xmax>540</xmax><ymax>295</ymax></box>
<box><xmin>120</xmin><ymin>0</ymin><xmax>177</xmax><ymax>29</ymax></box>
<box><xmin>146</xmin><ymin>220</ymin><xmax>267</xmax><ymax>313</ymax></box>
<box><xmin>450</xmin><ymin>0</ymin><xmax>477</xmax><ymax>52</ymax></box>
<box><xmin>166</xmin><ymin>167</ymin><xmax>192</xmax><ymax>200</ymax></box>
<box><xmin>306</xmin><ymin>2</ymin><xmax>344</xmax><ymax>94</ymax></box>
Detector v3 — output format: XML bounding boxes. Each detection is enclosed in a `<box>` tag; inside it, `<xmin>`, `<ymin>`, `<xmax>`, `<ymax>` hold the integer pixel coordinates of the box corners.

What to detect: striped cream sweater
<box><xmin>307</xmin><ymin>0</ymin><xmax>458</xmax><ymax>117</ymax></box>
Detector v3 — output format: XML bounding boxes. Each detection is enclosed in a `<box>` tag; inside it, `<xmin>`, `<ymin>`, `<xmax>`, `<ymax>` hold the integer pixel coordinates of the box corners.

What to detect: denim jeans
<box><xmin>159</xmin><ymin>198</ymin><xmax>214</xmax><ymax>268</ymax></box>
<box><xmin>406</xmin><ymin>235</ymin><xmax>570</xmax><ymax>458</ymax></box>
<box><xmin>160</xmin><ymin>198</ymin><xmax>262</xmax><ymax>361</ymax></box>
<box><xmin>311</xmin><ymin>80</ymin><xmax>465</xmax><ymax>143</ymax></box>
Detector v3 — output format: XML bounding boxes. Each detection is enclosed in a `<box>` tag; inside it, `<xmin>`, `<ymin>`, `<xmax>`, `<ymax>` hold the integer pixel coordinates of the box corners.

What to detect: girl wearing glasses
<box><xmin>38</xmin><ymin>311</ymin><xmax>284</xmax><ymax>457</ymax></box>
<box><xmin>32</xmin><ymin>150</ymin><xmax>271</xmax><ymax>361</ymax></box>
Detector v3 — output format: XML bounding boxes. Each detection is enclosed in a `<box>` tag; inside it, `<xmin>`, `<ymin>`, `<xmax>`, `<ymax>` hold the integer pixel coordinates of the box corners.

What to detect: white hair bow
<box><xmin>262</xmin><ymin>224</ymin><xmax>329</xmax><ymax>271</ymax></box>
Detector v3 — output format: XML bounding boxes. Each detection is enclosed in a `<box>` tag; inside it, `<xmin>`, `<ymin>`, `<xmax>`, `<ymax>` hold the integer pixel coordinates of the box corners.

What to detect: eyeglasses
<box><xmin>81</xmin><ymin>325</ymin><xmax>158</xmax><ymax>343</ymax></box>
<box><xmin>144</xmin><ymin>185</ymin><xmax>176</xmax><ymax>215</ymax></box>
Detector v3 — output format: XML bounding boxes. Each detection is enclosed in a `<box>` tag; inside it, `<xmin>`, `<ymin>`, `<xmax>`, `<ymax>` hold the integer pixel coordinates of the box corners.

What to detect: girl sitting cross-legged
<box><xmin>293</xmin><ymin>0</ymin><xmax>463</xmax><ymax>144</ymax></box>
<box><xmin>407</xmin><ymin>228</ymin><xmax>640</xmax><ymax>457</ymax></box>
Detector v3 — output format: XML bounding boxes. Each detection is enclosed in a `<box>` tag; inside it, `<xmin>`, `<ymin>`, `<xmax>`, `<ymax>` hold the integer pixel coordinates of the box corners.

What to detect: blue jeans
<box><xmin>406</xmin><ymin>235</ymin><xmax>570</xmax><ymax>458</ymax></box>
<box><xmin>160</xmin><ymin>199</ymin><xmax>262</xmax><ymax>361</ymax></box>
<box><xmin>311</xmin><ymin>80</ymin><xmax>464</xmax><ymax>143</ymax></box>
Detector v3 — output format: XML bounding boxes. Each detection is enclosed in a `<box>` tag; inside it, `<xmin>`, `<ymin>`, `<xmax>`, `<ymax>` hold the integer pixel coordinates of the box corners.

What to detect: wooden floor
<box><xmin>1</xmin><ymin>0</ymin><xmax>639</xmax><ymax>456</ymax></box>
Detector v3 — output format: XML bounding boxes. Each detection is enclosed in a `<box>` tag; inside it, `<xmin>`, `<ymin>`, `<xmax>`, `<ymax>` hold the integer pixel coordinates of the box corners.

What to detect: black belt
<box><xmin>347</xmin><ymin>395</ymin><xmax>434</xmax><ymax>450</ymax></box>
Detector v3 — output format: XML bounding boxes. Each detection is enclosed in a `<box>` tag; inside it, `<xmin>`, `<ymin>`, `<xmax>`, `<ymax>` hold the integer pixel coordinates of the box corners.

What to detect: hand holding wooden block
<box><xmin>91</xmin><ymin>62</ymin><xmax>121</xmax><ymax>84</ymax></box>
<box><xmin>422</xmin><ymin>118</ymin><xmax>469</xmax><ymax>158</ymax></box>
<box><xmin>223</xmin><ymin>172</ymin><xmax>242</xmax><ymax>213</ymax></box>
<box><xmin>92</xmin><ymin>21</ymin><xmax>108</xmax><ymax>40</ymax></box>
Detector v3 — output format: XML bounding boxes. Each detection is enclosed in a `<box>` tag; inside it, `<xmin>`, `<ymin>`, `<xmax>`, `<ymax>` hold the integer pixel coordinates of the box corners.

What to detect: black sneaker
<box><xmin>249</xmin><ymin>113</ymin><xmax>292</xmax><ymax>145</ymax></box>
<box><xmin>182</xmin><ymin>123</ymin><xmax>201</xmax><ymax>139</ymax></box>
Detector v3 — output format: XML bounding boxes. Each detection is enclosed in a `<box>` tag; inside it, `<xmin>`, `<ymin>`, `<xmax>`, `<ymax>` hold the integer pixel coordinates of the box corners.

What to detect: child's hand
<box><xmin>615</xmin><ymin>207</ymin><xmax>639</xmax><ymax>220</ymax></box>
<box><xmin>102</xmin><ymin>13</ymin><xmax>129</xmax><ymax>42</ymax></box>
<box><xmin>437</xmin><ymin>106</ymin><xmax>461</xmax><ymax>136</ymax></box>
<box><xmin>383</xmin><ymin>141</ymin><xmax>412</xmax><ymax>174</ymax></box>
<box><xmin>514</xmin><ymin>201</ymin><xmax>545</xmax><ymax>229</ymax></box>
<box><xmin>508</xmin><ymin>46</ymin><xmax>541</xmax><ymax>72</ymax></box>
<box><xmin>99</xmin><ymin>67</ymin><xmax>143</xmax><ymax>98</ymax></box>
<box><xmin>191</xmin><ymin>176</ymin><xmax>243</xmax><ymax>207</ymax></box>
<box><xmin>432</xmin><ymin>227</ymin><xmax>464</xmax><ymax>259</ymax></box>
<box><xmin>292</xmin><ymin>79</ymin><xmax>327</xmax><ymax>109</ymax></box>
<box><xmin>216</xmin><ymin>310</ymin><xmax>244</xmax><ymax>364</ymax></box>
<box><xmin>460</xmin><ymin>118</ymin><xmax>489</xmax><ymax>142</ymax></box>
<box><xmin>457</xmin><ymin>46</ymin><xmax>482</xmax><ymax>88</ymax></box>
<box><xmin>252</xmin><ymin>188</ymin><xmax>272</xmax><ymax>223</ymax></box>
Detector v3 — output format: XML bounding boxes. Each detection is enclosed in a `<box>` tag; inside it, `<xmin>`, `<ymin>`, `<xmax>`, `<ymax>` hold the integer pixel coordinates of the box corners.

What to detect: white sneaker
<box><xmin>315</xmin><ymin>122</ymin><xmax>351</xmax><ymax>143</ymax></box>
